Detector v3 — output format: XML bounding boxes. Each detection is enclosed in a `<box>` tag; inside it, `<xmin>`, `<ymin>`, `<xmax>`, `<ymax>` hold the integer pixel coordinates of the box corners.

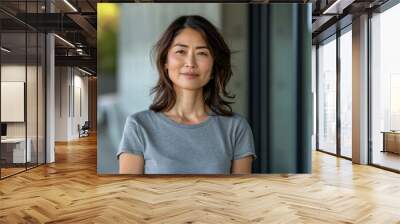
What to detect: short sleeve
<box><xmin>116</xmin><ymin>116</ymin><xmax>145</xmax><ymax>159</ymax></box>
<box><xmin>233</xmin><ymin>117</ymin><xmax>257</xmax><ymax>160</ymax></box>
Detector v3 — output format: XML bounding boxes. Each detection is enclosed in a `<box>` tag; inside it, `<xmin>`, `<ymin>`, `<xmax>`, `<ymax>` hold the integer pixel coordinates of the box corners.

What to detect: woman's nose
<box><xmin>184</xmin><ymin>52</ymin><xmax>197</xmax><ymax>68</ymax></box>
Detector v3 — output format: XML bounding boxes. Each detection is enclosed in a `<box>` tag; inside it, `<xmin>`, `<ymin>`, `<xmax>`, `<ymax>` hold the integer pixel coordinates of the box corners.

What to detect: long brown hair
<box><xmin>149</xmin><ymin>15</ymin><xmax>235</xmax><ymax>116</ymax></box>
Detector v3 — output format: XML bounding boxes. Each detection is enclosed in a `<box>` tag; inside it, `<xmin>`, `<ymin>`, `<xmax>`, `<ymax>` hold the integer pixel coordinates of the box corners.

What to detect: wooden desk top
<box><xmin>381</xmin><ymin>131</ymin><xmax>400</xmax><ymax>134</ymax></box>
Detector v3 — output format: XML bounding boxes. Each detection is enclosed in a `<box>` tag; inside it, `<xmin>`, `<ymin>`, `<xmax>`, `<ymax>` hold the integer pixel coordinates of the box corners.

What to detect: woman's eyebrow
<box><xmin>173</xmin><ymin>43</ymin><xmax>209</xmax><ymax>49</ymax></box>
<box><xmin>196</xmin><ymin>46</ymin><xmax>209</xmax><ymax>50</ymax></box>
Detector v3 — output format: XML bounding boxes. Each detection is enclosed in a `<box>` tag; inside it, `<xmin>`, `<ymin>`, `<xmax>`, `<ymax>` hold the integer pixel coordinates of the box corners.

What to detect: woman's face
<box><xmin>165</xmin><ymin>27</ymin><xmax>214</xmax><ymax>91</ymax></box>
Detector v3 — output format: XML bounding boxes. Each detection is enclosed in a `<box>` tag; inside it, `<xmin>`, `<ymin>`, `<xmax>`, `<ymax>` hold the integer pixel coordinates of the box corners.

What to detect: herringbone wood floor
<box><xmin>1</xmin><ymin>134</ymin><xmax>400</xmax><ymax>223</ymax></box>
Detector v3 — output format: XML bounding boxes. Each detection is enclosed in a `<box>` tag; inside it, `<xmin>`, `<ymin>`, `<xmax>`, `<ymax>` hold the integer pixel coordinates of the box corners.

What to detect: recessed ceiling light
<box><xmin>1</xmin><ymin>47</ymin><xmax>11</xmax><ymax>53</ymax></box>
<box><xmin>322</xmin><ymin>0</ymin><xmax>347</xmax><ymax>15</ymax></box>
<box><xmin>63</xmin><ymin>0</ymin><xmax>78</xmax><ymax>12</ymax></box>
<box><xmin>54</xmin><ymin>34</ymin><xmax>75</xmax><ymax>48</ymax></box>
<box><xmin>78</xmin><ymin>67</ymin><xmax>92</xmax><ymax>76</ymax></box>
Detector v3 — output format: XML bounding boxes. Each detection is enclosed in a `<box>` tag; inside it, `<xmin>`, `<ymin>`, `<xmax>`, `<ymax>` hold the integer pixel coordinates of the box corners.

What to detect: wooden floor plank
<box><xmin>0</xmin><ymin>134</ymin><xmax>399</xmax><ymax>223</ymax></box>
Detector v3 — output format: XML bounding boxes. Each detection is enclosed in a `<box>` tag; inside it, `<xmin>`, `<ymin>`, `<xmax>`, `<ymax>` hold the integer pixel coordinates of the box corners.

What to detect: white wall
<box><xmin>1</xmin><ymin>65</ymin><xmax>26</xmax><ymax>132</ymax></box>
<box><xmin>1</xmin><ymin>82</ymin><xmax>24</xmax><ymax>122</ymax></box>
<box><xmin>55</xmin><ymin>66</ymin><xmax>68</xmax><ymax>141</ymax></box>
<box><xmin>1</xmin><ymin>65</ymin><xmax>39</xmax><ymax>137</ymax></box>
<box><xmin>72</xmin><ymin>73</ymin><xmax>89</xmax><ymax>137</ymax></box>
<box><xmin>55</xmin><ymin>67</ymin><xmax>89</xmax><ymax>141</ymax></box>
<box><xmin>1</xmin><ymin>63</ymin><xmax>46</xmax><ymax>164</ymax></box>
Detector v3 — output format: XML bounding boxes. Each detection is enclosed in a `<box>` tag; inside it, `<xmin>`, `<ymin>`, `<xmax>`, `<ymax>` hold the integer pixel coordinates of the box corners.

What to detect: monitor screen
<box><xmin>1</xmin><ymin>123</ymin><xmax>7</xmax><ymax>137</ymax></box>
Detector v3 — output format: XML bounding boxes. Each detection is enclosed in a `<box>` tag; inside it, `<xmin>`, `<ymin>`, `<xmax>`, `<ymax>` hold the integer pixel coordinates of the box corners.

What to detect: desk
<box><xmin>381</xmin><ymin>131</ymin><xmax>400</xmax><ymax>154</ymax></box>
<box><xmin>1</xmin><ymin>138</ymin><xmax>32</xmax><ymax>163</ymax></box>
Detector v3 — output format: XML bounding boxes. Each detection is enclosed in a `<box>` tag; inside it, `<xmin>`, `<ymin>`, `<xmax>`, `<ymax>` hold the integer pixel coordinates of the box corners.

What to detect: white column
<box><xmin>352</xmin><ymin>14</ymin><xmax>369</xmax><ymax>164</ymax></box>
<box><xmin>46</xmin><ymin>33</ymin><xmax>55</xmax><ymax>163</ymax></box>
<box><xmin>45</xmin><ymin>1</ymin><xmax>56</xmax><ymax>163</ymax></box>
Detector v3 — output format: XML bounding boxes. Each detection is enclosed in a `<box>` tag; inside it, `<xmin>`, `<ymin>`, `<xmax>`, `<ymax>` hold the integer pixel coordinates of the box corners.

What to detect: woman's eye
<box><xmin>176</xmin><ymin>50</ymin><xmax>185</xmax><ymax>54</ymax></box>
<box><xmin>198</xmin><ymin>52</ymin><xmax>208</xmax><ymax>56</ymax></box>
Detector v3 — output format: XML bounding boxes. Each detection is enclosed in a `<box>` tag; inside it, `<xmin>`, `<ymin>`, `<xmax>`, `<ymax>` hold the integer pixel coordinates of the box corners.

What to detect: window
<box><xmin>339</xmin><ymin>28</ymin><xmax>352</xmax><ymax>158</ymax></box>
<box><xmin>371</xmin><ymin>2</ymin><xmax>400</xmax><ymax>171</ymax></box>
<box><xmin>317</xmin><ymin>35</ymin><xmax>337</xmax><ymax>154</ymax></box>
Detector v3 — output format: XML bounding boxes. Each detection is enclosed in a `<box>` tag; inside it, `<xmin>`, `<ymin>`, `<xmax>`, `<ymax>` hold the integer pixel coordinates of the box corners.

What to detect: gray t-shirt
<box><xmin>117</xmin><ymin>109</ymin><xmax>256</xmax><ymax>174</ymax></box>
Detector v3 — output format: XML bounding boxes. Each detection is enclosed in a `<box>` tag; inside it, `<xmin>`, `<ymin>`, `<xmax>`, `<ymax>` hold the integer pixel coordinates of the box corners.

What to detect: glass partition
<box><xmin>0</xmin><ymin>1</ymin><xmax>46</xmax><ymax>179</ymax></box>
<box><xmin>38</xmin><ymin>32</ymin><xmax>45</xmax><ymax>165</ymax></box>
<box><xmin>339</xmin><ymin>28</ymin><xmax>352</xmax><ymax>158</ymax></box>
<box><xmin>27</xmin><ymin>30</ymin><xmax>38</xmax><ymax>169</ymax></box>
<box><xmin>317</xmin><ymin>35</ymin><xmax>337</xmax><ymax>155</ymax></box>
<box><xmin>1</xmin><ymin>30</ymin><xmax>28</xmax><ymax>177</ymax></box>
<box><xmin>371</xmin><ymin>3</ymin><xmax>400</xmax><ymax>171</ymax></box>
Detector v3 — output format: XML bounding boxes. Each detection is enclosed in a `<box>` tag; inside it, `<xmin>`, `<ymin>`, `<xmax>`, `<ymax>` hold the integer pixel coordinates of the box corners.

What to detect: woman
<box><xmin>117</xmin><ymin>15</ymin><xmax>256</xmax><ymax>174</ymax></box>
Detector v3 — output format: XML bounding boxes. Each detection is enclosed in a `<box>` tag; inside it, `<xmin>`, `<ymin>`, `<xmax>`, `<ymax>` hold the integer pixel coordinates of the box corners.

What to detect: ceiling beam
<box><xmin>55</xmin><ymin>55</ymin><xmax>96</xmax><ymax>72</ymax></box>
<box><xmin>66</xmin><ymin>13</ymin><xmax>97</xmax><ymax>42</ymax></box>
<box><xmin>322</xmin><ymin>0</ymin><xmax>356</xmax><ymax>14</ymax></box>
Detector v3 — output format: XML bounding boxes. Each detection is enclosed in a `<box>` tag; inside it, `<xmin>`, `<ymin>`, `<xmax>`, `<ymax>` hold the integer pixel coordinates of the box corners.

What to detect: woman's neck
<box><xmin>164</xmin><ymin>88</ymin><xmax>210</xmax><ymax>124</ymax></box>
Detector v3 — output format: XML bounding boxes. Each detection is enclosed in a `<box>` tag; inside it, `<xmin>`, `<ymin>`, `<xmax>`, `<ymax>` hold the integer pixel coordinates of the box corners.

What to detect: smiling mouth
<box><xmin>181</xmin><ymin>73</ymin><xmax>199</xmax><ymax>77</ymax></box>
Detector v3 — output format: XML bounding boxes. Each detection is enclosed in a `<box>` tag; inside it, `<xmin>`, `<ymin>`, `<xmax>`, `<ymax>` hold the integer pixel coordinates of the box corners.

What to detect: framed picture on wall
<box><xmin>1</xmin><ymin>81</ymin><xmax>25</xmax><ymax>122</ymax></box>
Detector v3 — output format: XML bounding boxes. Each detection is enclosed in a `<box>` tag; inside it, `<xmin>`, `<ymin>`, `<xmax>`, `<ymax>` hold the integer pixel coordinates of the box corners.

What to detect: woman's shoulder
<box><xmin>214</xmin><ymin>112</ymin><xmax>251</xmax><ymax>127</ymax></box>
<box><xmin>214</xmin><ymin>112</ymin><xmax>246</xmax><ymax>120</ymax></box>
<box><xmin>126</xmin><ymin>109</ymin><xmax>157</xmax><ymax>125</ymax></box>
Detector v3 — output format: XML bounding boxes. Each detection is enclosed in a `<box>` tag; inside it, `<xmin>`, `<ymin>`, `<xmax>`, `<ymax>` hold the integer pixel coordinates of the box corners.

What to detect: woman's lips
<box><xmin>181</xmin><ymin>73</ymin><xmax>199</xmax><ymax>78</ymax></box>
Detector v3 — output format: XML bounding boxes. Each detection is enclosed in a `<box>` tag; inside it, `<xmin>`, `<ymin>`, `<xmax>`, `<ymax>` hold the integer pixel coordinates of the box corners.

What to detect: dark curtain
<box><xmin>249</xmin><ymin>3</ymin><xmax>312</xmax><ymax>173</ymax></box>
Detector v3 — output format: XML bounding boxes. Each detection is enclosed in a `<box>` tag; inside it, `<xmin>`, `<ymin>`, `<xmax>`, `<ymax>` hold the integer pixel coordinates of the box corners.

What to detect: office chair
<box><xmin>79</xmin><ymin>121</ymin><xmax>90</xmax><ymax>138</ymax></box>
